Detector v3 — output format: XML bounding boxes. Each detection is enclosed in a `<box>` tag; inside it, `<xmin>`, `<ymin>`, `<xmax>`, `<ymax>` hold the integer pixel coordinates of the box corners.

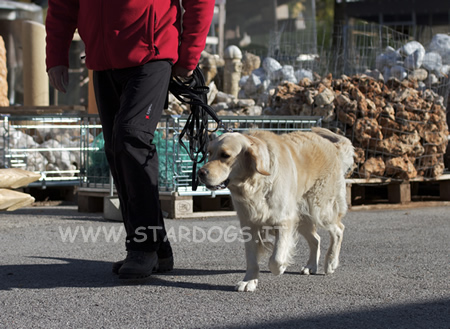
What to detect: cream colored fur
<box><xmin>198</xmin><ymin>127</ymin><xmax>354</xmax><ymax>292</ymax></box>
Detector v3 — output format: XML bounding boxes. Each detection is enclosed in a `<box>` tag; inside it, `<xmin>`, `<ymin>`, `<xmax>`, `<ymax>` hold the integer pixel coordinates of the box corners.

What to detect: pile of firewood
<box><xmin>269</xmin><ymin>74</ymin><xmax>449</xmax><ymax>180</ymax></box>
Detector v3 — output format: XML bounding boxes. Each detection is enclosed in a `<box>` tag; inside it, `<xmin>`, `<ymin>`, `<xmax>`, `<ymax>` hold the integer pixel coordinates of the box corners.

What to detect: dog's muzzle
<box><xmin>197</xmin><ymin>168</ymin><xmax>230</xmax><ymax>190</ymax></box>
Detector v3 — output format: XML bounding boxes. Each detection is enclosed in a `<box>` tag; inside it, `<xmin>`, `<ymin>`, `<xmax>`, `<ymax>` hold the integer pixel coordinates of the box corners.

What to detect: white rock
<box><xmin>245</xmin><ymin>105</ymin><xmax>262</xmax><ymax>116</ymax></box>
<box><xmin>262</xmin><ymin>57</ymin><xmax>282</xmax><ymax>79</ymax></box>
<box><xmin>212</xmin><ymin>102</ymin><xmax>229</xmax><ymax>111</ymax></box>
<box><xmin>215</xmin><ymin>91</ymin><xmax>235</xmax><ymax>103</ymax></box>
<box><xmin>404</xmin><ymin>48</ymin><xmax>425</xmax><ymax>70</ymax></box>
<box><xmin>279</xmin><ymin>65</ymin><xmax>297</xmax><ymax>83</ymax></box>
<box><xmin>366</xmin><ymin>69</ymin><xmax>384</xmax><ymax>81</ymax></box>
<box><xmin>441</xmin><ymin>64</ymin><xmax>450</xmax><ymax>75</ymax></box>
<box><xmin>223</xmin><ymin>45</ymin><xmax>242</xmax><ymax>60</ymax></box>
<box><xmin>408</xmin><ymin>68</ymin><xmax>428</xmax><ymax>81</ymax></box>
<box><xmin>384</xmin><ymin>46</ymin><xmax>402</xmax><ymax>67</ymax></box>
<box><xmin>10</xmin><ymin>129</ymin><xmax>39</xmax><ymax>149</ymax></box>
<box><xmin>237</xmin><ymin>99</ymin><xmax>256</xmax><ymax>107</ymax></box>
<box><xmin>375</xmin><ymin>51</ymin><xmax>401</xmax><ymax>70</ymax></box>
<box><xmin>294</xmin><ymin>68</ymin><xmax>313</xmax><ymax>81</ymax></box>
<box><xmin>400</xmin><ymin>41</ymin><xmax>425</xmax><ymax>56</ymax></box>
<box><xmin>422</xmin><ymin>52</ymin><xmax>442</xmax><ymax>72</ymax></box>
<box><xmin>40</xmin><ymin>139</ymin><xmax>74</xmax><ymax>175</ymax></box>
<box><xmin>426</xmin><ymin>73</ymin><xmax>439</xmax><ymax>85</ymax></box>
<box><xmin>243</xmin><ymin>73</ymin><xmax>262</xmax><ymax>96</ymax></box>
<box><xmin>428</xmin><ymin>34</ymin><xmax>450</xmax><ymax>64</ymax></box>
<box><xmin>24</xmin><ymin>152</ymin><xmax>48</xmax><ymax>173</ymax></box>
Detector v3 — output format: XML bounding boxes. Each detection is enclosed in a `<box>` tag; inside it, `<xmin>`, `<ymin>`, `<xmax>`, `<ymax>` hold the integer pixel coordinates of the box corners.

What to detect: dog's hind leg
<box><xmin>236</xmin><ymin>226</ymin><xmax>261</xmax><ymax>292</ymax></box>
<box><xmin>269</xmin><ymin>221</ymin><xmax>297</xmax><ymax>276</ymax></box>
<box><xmin>324</xmin><ymin>219</ymin><xmax>345</xmax><ymax>274</ymax></box>
<box><xmin>298</xmin><ymin>221</ymin><xmax>321</xmax><ymax>275</ymax></box>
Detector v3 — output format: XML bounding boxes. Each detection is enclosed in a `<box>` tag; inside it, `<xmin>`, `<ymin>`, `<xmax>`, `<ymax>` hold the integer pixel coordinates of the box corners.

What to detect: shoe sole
<box><xmin>113</xmin><ymin>256</ymin><xmax>174</xmax><ymax>275</ymax></box>
<box><xmin>118</xmin><ymin>270</ymin><xmax>153</xmax><ymax>280</ymax></box>
<box><xmin>118</xmin><ymin>259</ymin><xmax>158</xmax><ymax>280</ymax></box>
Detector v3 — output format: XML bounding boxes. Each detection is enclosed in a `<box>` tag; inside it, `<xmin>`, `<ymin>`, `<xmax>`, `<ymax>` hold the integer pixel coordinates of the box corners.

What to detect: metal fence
<box><xmin>269</xmin><ymin>20</ymin><xmax>450</xmax><ymax>103</ymax></box>
<box><xmin>0</xmin><ymin>113</ymin><xmax>88</xmax><ymax>188</ymax></box>
<box><xmin>0</xmin><ymin>114</ymin><xmax>321</xmax><ymax>193</ymax></box>
<box><xmin>79</xmin><ymin>115</ymin><xmax>322</xmax><ymax>196</ymax></box>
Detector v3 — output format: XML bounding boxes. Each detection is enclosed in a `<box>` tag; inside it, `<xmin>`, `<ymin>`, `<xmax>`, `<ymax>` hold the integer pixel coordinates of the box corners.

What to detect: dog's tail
<box><xmin>312</xmin><ymin>127</ymin><xmax>355</xmax><ymax>176</ymax></box>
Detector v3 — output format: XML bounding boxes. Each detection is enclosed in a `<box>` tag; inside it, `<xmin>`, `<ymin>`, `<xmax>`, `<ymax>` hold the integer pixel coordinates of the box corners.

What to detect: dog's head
<box><xmin>198</xmin><ymin>132</ymin><xmax>270</xmax><ymax>190</ymax></box>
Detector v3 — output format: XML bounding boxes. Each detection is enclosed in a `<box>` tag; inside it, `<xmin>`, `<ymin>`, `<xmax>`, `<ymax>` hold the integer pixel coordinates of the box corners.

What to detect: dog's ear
<box><xmin>245</xmin><ymin>135</ymin><xmax>270</xmax><ymax>176</ymax></box>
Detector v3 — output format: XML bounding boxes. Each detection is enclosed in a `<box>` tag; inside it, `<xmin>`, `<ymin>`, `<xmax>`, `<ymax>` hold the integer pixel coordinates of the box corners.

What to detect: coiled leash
<box><xmin>169</xmin><ymin>66</ymin><xmax>227</xmax><ymax>191</ymax></box>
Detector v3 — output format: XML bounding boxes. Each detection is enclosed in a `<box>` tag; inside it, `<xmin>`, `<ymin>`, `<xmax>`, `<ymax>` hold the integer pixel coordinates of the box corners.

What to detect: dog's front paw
<box><xmin>300</xmin><ymin>266</ymin><xmax>317</xmax><ymax>275</ymax></box>
<box><xmin>325</xmin><ymin>267</ymin><xmax>335</xmax><ymax>274</ymax></box>
<box><xmin>235</xmin><ymin>279</ymin><xmax>258</xmax><ymax>292</ymax></box>
<box><xmin>269</xmin><ymin>258</ymin><xmax>287</xmax><ymax>276</ymax></box>
<box><xmin>325</xmin><ymin>258</ymin><xmax>339</xmax><ymax>274</ymax></box>
<box><xmin>325</xmin><ymin>263</ymin><xmax>338</xmax><ymax>274</ymax></box>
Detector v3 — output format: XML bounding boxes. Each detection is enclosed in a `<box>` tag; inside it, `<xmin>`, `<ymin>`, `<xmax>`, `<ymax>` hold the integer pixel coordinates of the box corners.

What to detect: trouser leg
<box><xmin>93</xmin><ymin>61</ymin><xmax>172</xmax><ymax>254</ymax></box>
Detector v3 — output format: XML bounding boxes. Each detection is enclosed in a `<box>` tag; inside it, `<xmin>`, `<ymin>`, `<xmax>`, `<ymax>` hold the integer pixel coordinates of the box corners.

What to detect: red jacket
<box><xmin>45</xmin><ymin>0</ymin><xmax>215</xmax><ymax>71</ymax></box>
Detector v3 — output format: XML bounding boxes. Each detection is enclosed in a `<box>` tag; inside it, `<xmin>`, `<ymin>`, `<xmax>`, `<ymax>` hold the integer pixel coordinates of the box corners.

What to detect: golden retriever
<box><xmin>198</xmin><ymin>127</ymin><xmax>354</xmax><ymax>292</ymax></box>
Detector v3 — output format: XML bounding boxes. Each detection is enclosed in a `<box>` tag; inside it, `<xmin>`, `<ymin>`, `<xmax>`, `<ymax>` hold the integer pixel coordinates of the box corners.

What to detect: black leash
<box><xmin>169</xmin><ymin>66</ymin><xmax>227</xmax><ymax>190</ymax></box>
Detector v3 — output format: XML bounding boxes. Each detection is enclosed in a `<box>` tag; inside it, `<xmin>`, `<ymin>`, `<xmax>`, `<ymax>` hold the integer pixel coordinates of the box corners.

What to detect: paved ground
<box><xmin>0</xmin><ymin>204</ymin><xmax>449</xmax><ymax>328</ymax></box>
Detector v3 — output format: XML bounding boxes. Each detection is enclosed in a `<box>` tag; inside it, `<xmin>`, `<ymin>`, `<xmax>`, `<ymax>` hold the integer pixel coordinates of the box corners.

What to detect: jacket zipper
<box><xmin>100</xmin><ymin>0</ymin><xmax>113</xmax><ymax>68</ymax></box>
<box><xmin>150</xmin><ymin>2</ymin><xmax>158</xmax><ymax>56</ymax></box>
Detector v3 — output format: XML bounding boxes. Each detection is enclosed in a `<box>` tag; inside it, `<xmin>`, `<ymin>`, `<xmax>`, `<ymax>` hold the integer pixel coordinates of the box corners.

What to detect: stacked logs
<box><xmin>269</xmin><ymin>74</ymin><xmax>449</xmax><ymax>180</ymax></box>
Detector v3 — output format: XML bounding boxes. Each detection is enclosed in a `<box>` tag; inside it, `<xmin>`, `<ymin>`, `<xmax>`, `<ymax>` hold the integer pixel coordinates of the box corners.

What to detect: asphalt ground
<box><xmin>0</xmin><ymin>204</ymin><xmax>449</xmax><ymax>329</ymax></box>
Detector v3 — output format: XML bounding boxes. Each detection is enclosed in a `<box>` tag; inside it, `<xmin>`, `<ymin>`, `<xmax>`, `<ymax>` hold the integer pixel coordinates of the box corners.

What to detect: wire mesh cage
<box><xmin>0</xmin><ymin>114</ymin><xmax>86</xmax><ymax>187</ymax></box>
<box><xmin>326</xmin><ymin>22</ymin><xmax>413</xmax><ymax>77</ymax></box>
<box><xmin>79</xmin><ymin>115</ymin><xmax>322</xmax><ymax>196</ymax></box>
<box><xmin>268</xmin><ymin>20</ymin><xmax>427</xmax><ymax>76</ymax></box>
<box><xmin>264</xmin><ymin>19</ymin><xmax>449</xmax><ymax>181</ymax></box>
<box><xmin>328</xmin><ymin>75</ymin><xmax>448</xmax><ymax>180</ymax></box>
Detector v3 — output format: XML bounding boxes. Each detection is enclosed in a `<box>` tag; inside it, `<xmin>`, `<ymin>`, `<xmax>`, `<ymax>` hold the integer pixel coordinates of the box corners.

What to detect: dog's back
<box><xmin>311</xmin><ymin>127</ymin><xmax>354</xmax><ymax>176</ymax></box>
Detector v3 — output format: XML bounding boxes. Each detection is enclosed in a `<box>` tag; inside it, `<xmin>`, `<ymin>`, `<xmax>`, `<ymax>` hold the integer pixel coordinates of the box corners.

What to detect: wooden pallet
<box><xmin>346</xmin><ymin>174</ymin><xmax>450</xmax><ymax>207</ymax></box>
<box><xmin>77</xmin><ymin>187</ymin><xmax>236</xmax><ymax>219</ymax></box>
<box><xmin>78</xmin><ymin>174</ymin><xmax>450</xmax><ymax>217</ymax></box>
<box><xmin>160</xmin><ymin>193</ymin><xmax>235</xmax><ymax>219</ymax></box>
<box><xmin>77</xmin><ymin>187</ymin><xmax>109</xmax><ymax>213</ymax></box>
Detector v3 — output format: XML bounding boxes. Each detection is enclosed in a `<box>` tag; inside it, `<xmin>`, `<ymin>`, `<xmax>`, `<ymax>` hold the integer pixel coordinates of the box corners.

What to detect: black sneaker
<box><xmin>117</xmin><ymin>251</ymin><xmax>158</xmax><ymax>280</ymax></box>
<box><xmin>113</xmin><ymin>254</ymin><xmax>174</xmax><ymax>275</ymax></box>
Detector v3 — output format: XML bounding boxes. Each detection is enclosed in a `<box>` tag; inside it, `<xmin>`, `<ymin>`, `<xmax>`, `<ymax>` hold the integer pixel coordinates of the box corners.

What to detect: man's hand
<box><xmin>48</xmin><ymin>65</ymin><xmax>69</xmax><ymax>93</ymax></box>
<box><xmin>172</xmin><ymin>64</ymin><xmax>194</xmax><ymax>80</ymax></box>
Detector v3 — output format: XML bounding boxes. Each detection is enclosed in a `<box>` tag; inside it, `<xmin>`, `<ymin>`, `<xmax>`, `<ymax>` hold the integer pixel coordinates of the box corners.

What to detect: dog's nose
<box><xmin>198</xmin><ymin>167</ymin><xmax>209</xmax><ymax>178</ymax></box>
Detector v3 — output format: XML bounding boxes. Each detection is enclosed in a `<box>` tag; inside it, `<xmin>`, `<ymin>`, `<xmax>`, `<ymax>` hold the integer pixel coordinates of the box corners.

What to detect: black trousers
<box><xmin>93</xmin><ymin>60</ymin><xmax>172</xmax><ymax>256</ymax></box>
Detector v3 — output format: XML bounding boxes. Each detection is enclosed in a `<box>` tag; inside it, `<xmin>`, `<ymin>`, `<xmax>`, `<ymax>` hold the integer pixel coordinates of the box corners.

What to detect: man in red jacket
<box><xmin>46</xmin><ymin>0</ymin><xmax>215</xmax><ymax>280</ymax></box>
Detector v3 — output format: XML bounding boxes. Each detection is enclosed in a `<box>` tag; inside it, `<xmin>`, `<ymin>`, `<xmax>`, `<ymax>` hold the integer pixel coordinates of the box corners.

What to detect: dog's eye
<box><xmin>221</xmin><ymin>152</ymin><xmax>230</xmax><ymax>159</ymax></box>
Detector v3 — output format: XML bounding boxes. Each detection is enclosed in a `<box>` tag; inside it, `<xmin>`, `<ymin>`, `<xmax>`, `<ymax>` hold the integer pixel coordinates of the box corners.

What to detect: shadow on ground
<box><xmin>0</xmin><ymin>257</ymin><xmax>241</xmax><ymax>291</ymax></box>
<box><xmin>218</xmin><ymin>299</ymin><xmax>450</xmax><ymax>329</ymax></box>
